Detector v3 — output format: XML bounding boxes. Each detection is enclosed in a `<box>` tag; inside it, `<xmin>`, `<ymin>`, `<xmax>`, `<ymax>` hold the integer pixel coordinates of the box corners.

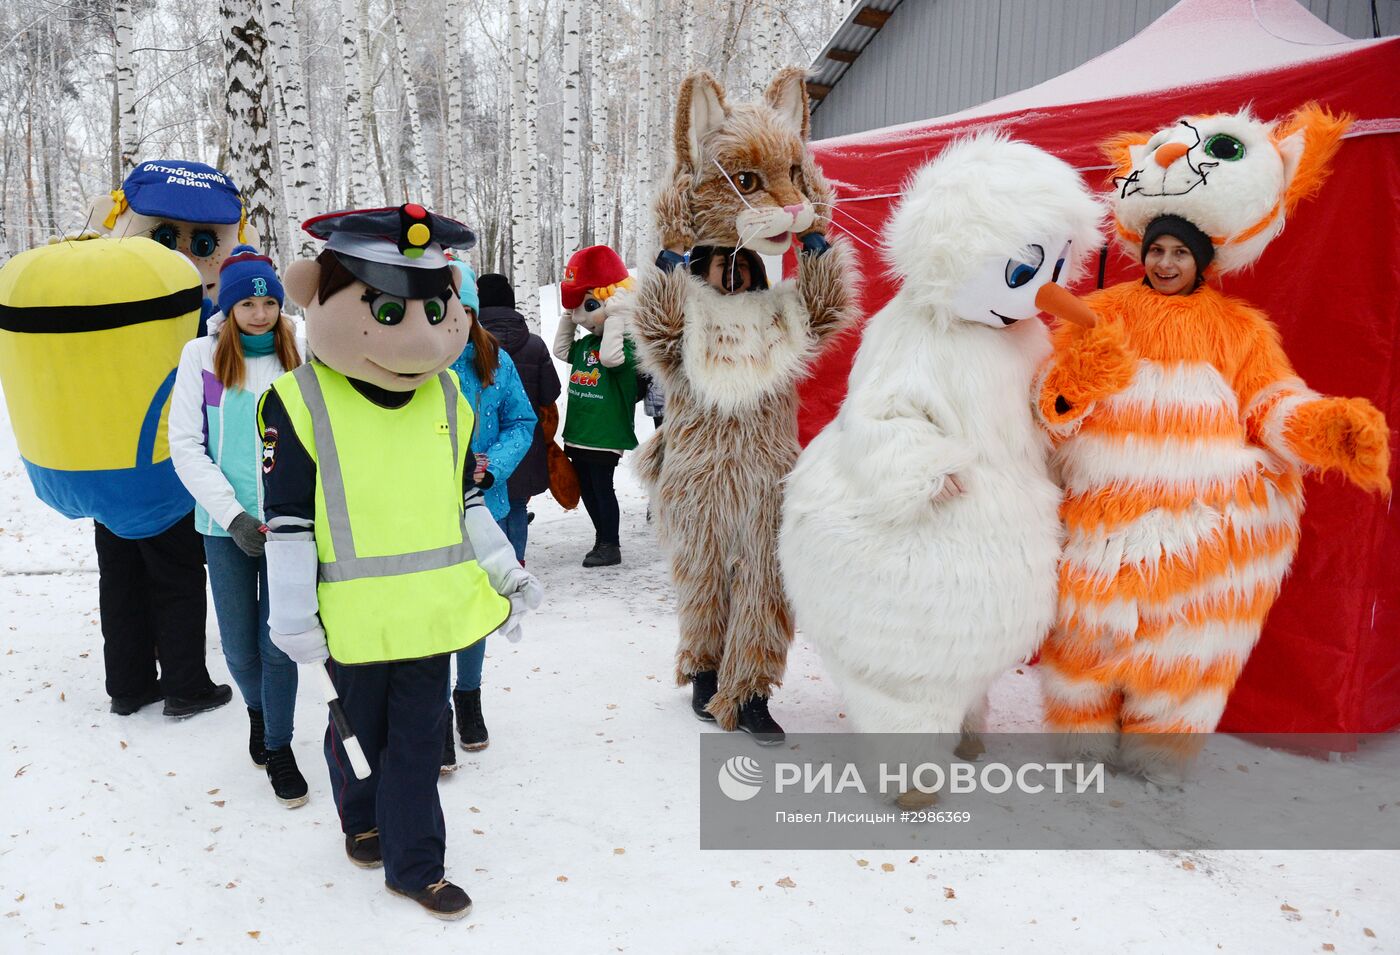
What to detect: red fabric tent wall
<box><xmin>795</xmin><ymin>40</ymin><xmax>1400</xmax><ymax>733</ymax></box>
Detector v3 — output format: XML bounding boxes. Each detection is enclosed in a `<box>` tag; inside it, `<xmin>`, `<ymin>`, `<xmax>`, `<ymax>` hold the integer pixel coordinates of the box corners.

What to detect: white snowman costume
<box><xmin>779</xmin><ymin>136</ymin><xmax>1103</xmax><ymax>739</ymax></box>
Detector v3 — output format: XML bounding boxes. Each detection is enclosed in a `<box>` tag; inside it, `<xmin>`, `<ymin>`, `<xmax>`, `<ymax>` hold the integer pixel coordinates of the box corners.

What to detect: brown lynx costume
<box><xmin>630</xmin><ymin>68</ymin><xmax>857</xmax><ymax>730</ymax></box>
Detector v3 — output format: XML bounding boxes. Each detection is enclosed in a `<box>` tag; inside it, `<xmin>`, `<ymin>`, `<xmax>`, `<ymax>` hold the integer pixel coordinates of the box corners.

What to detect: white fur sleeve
<box><xmin>835</xmin><ymin>398</ymin><xmax>977</xmax><ymax>508</ymax></box>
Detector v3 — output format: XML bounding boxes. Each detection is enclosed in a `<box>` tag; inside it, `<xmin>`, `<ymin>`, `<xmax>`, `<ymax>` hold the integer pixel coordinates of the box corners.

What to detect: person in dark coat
<box><xmin>474</xmin><ymin>273</ymin><xmax>563</xmax><ymax>560</ymax></box>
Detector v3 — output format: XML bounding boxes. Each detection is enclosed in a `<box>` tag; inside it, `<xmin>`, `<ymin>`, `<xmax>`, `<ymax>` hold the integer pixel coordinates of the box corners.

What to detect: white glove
<box><xmin>497</xmin><ymin>567</ymin><xmax>543</xmax><ymax>643</ymax></box>
<box><xmin>270</xmin><ymin>623</ymin><xmax>330</xmax><ymax>664</ymax></box>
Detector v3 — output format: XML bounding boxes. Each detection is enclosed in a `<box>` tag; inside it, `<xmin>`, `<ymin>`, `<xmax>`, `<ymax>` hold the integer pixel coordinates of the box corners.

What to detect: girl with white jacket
<box><xmin>169</xmin><ymin>245</ymin><xmax>306</xmax><ymax>807</ymax></box>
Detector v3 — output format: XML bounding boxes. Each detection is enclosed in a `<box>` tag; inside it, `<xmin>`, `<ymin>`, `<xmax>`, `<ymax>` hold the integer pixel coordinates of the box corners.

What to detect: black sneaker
<box><xmin>690</xmin><ymin>670</ymin><xmax>718</xmax><ymax>722</ymax></box>
<box><xmin>387</xmin><ymin>879</ymin><xmax>473</xmax><ymax>921</ymax></box>
<box><xmin>736</xmin><ymin>695</ymin><xmax>785</xmax><ymax>746</ymax></box>
<box><xmin>346</xmin><ymin>829</ymin><xmax>383</xmax><ymax>868</ymax></box>
<box><xmin>162</xmin><ymin>683</ymin><xmax>233</xmax><ymax>719</ymax></box>
<box><xmin>264</xmin><ymin>746</ymin><xmax>309</xmax><ymax>808</ymax></box>
<box><xmin>454</xmin><ymin>688</ymin><xmax>489</xmax><ymax>751</ymax></box>
<box><xmin>440</xmin><ymin>713</ymin><xmax>458</xmax><ymax>774</ymax></box>
<box><xmin>248</xmin><ymin>708</ymin><xmax>267</xmax><ymax>767</ymax></box>
<box><xmin>110</xmin><ymin>687</ymin><xmax>163</xmax><ymax>716</ymax></box>
<box><xmin>582</xmin><ymin>542</ymin><xmax>621</xmax><ymax>568</ymax></box>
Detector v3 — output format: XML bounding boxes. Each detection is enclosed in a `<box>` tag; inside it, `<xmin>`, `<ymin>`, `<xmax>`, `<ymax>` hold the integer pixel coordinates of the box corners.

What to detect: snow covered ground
<box><xmin>3</xmin><ymin>389</ymin><xmax>1398</xmax><ymax>953</ymax></box>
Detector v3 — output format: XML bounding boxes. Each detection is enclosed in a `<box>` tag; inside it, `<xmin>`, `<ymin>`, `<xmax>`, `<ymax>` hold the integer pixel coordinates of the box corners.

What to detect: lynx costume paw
<box><xmin>1039</xmin><ymin>320</ymin><xmax>1135</xmax><ymax>424</ymax></box>
<box><xmin>1285</xmin><ymin>396</ymin><xmax>1392</xmax><ymax>493</ymax></box>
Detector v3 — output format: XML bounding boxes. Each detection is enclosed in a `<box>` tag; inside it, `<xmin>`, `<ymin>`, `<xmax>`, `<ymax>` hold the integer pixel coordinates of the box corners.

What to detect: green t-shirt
<box><xmin>562</xmin><ymin>333</ymin><xmax>638</xmax><ymax>451</ymax></box>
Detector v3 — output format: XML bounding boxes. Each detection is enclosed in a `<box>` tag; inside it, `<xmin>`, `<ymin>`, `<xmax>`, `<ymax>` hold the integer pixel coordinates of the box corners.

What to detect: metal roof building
<box><xmin>807</xmin><ymin>0</ymin><xmax>1400</xmax><ymax>140</ymax></box>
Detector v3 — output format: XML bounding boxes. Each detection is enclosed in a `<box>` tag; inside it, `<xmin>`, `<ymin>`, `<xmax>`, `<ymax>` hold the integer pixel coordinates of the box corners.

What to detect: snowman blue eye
<box><xmin>1004</xmin><ymin>245</ymin><xmax>1045</xmax><ymax>289</ymax></box>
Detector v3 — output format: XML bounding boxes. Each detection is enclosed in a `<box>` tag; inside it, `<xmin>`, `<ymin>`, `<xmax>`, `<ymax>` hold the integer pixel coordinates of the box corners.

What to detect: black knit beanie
<box><xmin>1141</xmin><ymin>214</ymin><xmax>1215</xmax><ymax>274</ymax></box>
<box><xmin>476</xmin><ymin>273</ymin><xmax>516</xmax><ymax>309</ymax></box>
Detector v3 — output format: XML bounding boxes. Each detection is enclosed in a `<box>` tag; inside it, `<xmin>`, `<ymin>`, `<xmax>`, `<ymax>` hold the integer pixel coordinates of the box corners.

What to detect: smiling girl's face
<box><xmin>231</xmin><ymin>296</ymin><xmax>281</xmax><ymax>335</ymax></box>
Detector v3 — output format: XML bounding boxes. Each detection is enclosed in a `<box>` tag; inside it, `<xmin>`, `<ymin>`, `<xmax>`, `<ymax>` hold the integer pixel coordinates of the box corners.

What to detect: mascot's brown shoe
<box><xmin>387</xmin><ymin>879</ymin><xmax>473</xmax><ymax>920</ymax></box>
<box><xmin>345</xmin><ymin>829</ymin><xmax>383</xmax><ymax>869</ymax></box>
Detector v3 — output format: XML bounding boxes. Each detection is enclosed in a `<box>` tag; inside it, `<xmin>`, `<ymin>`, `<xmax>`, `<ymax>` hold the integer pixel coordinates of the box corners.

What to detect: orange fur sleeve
<box><xmin>1036</xmin><ymin>318</ymin><xmax>1136</xmax><ymax>433</ymax></box>
<box><xmin>1237</xmin><ymin>309</ymin><xmax>1392</xmax><ymax>493</ymax></box>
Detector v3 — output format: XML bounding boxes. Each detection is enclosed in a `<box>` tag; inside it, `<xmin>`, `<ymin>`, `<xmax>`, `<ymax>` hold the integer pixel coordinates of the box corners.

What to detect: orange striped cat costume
<box><xmin>1034</xmin><ymin>105</ymin><xmax>1390</xmax><ymax>779</ymax></box>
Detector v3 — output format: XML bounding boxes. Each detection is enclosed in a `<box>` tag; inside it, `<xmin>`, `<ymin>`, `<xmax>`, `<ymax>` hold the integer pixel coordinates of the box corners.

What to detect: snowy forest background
<box><xmin>0</xmin><ymin>0</ymin><xmax>853</xmax><ymax>317</ymax></box>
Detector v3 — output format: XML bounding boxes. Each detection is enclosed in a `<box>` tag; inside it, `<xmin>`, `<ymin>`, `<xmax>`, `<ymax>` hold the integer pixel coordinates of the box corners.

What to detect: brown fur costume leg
<box><xmin>671</xmin><ymin>519</ymin><xmax>732</xmax><ymax>695</ymax></box>
<box><xmin>706</xmin><ymin>484</ymin><xmax>794</xmax><ymax>729</ymax></box>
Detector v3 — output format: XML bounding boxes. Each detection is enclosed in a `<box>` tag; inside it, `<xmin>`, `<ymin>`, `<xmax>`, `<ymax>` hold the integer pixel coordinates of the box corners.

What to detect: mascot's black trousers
<box><xmin>326</xmin><ymin>655</ymin><xmax>449</xmax><ymax>892</ymax></box>
<box><xmin>93</xmin><ymin>512</ymin><xmax>217</xmax><ymax>701</ymax></box>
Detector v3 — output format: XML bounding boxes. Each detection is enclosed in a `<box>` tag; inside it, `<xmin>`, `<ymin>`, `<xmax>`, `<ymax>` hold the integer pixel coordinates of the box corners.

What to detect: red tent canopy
<box><xmin>796</xmin><ymin>0</ymin><xmax>1400</xmax><ymax>733</ymax></box>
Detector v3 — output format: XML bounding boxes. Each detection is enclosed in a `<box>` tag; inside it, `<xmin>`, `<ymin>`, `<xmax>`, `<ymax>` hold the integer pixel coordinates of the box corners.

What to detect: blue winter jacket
<box><xmin>450</xmin><ymin>343</ymin><xmax>537</xmax><ymax>520</ymax></box>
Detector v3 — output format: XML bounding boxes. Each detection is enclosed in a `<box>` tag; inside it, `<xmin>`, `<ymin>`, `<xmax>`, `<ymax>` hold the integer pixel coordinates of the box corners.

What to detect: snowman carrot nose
<box><xmin>1035</xmin><ymin>282</ymin><xmax>1097</xmax><ymax>328</ymax></box>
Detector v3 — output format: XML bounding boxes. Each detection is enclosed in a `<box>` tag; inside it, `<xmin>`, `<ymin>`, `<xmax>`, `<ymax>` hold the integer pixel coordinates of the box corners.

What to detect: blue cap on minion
<box><xmin>218</xmin><ymin>245</ymin><xmax>284</xmax><ymax>316</ymax></box>
<box><xmin>446</xmin><ymin>256</ymin><xmax>479</xmax><ymax>314</ymax></box>
<box><xmin>114</xmin><ymin>160</ymin><xmax>244</xmax><ymax>226</ymax></box>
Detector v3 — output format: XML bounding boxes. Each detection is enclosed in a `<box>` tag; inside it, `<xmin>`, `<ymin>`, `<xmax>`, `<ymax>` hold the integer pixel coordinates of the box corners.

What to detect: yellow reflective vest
<box><xmin>267</xmin><ymin>362</ymin><xmax>509</xmax><ymax>664</ymax></box>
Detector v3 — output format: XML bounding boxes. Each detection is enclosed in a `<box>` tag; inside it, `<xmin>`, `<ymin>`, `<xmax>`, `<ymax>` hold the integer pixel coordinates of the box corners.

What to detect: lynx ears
<box><xmin>764</xmin><ymin>67</ymin><xmax>811</xmax><ymax>141</ymax></box>
<box><xmin>1271</xmin><ymin>102</ymin><xmax>1351</xmax><ymax>216</ymax></box>
<box><xmin>675</xmin><ymin>72</ymin><xmax>729</xmax><ymax>172</ymax></box>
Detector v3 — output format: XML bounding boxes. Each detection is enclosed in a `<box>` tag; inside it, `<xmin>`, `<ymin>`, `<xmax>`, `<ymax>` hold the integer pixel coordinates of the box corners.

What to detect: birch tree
<box><xmin>265</xmin><ymin>0</ymin><xmax>319</xmax><ymax>257</ymax></box>
<box><xmin>113</xmin><ymin>0</ymin><xmax>138</xmax><ymax>180</ymax></box>
<box><xmin>391</xmin><ymin>0</ymin><xmax>432</xmax><ymax>205</ymax></box>
<box><xmin>587</xmin><ymin>0</ymin><xmax>609</xmax><ymax>245</ymax></box>
<box><xmin>221</xmin><ymin>0</ymin><xmax>282</xmax><ymax>265</ymax></box>
<box><xmin>338</xmin><ymin>0</ymin><xmax>372</xmax><ymax>205</ymax></box>
<box><xmin>560</xmin><ymin>0</ymin><xmax>581</xmax><ymax>259</ymax></box>
<box><xmin>443</xmin><ymin>2</ymin><xmax>469</xmax><ymax>220</ymax></box>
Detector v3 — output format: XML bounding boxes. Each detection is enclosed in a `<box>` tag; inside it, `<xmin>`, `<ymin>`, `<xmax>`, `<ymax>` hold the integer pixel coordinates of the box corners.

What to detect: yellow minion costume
<box><xmin>0</xmin><ymin>233</ymin><xmax>231</xmax><ymax>716</ymax></box>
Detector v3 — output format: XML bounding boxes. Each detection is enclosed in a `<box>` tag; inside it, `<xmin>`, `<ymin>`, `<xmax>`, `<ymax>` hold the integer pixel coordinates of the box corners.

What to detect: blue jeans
<box><xmin>452</xmin><ymin>507</ymin><xmax>525</xmax><ymax>693</ymax></box>
<box><xmin>203</xmin><ymin>535</ymin><xmax>298</xmax><ymax>749</ymax></box>
<box><xmin>501</xmin><ymin>498</ymin><xmax>528</xmax><ymax>563</ymax></box>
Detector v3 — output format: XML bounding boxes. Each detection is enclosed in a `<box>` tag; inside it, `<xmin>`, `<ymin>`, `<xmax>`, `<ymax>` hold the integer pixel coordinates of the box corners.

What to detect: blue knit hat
<box><xmin>217</xmin><ymin>245</ymin><xmax>284</xmax><ymax>316</ymax></box>
<box><xmin>449</xmin><ymin>259</ymin><xmax>479</xmax><ymax>314</ymax></box>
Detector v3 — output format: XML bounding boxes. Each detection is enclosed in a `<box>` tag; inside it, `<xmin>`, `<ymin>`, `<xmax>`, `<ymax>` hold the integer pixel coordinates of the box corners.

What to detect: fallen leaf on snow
<box><xmin>15</xmin><ymin>894</ymin><xmax>24</xmax><ymax>902</ymax></box>
<box><xmin>776</xmin><ymin>877</ymin><xmax>796</xmax><ymax>889</ymax></box>
<box><xmin>472</xmin><ymin>829</ymin><xmax>484</xmax><ymax>836</ymax></box>
<box><xmin>909</xmin><ymin>856</ymin><xmax>919</xmax><ymax>864</ymax></box>
<box><xmin>1364</xmin><ymin>928</ymin><xmax>1376</xmax><ymax>938</ymax></box>
<box><xmin>93</xmin><ymin>856</ymin><xmax>104</xmax><ymax>863</ymax></box>
<box><xmin>730</xmin><ymin>881</ymin><xmax>739</xmax><ymax>888</ymax></box>
<box><xmin>469</xmin><ymin>806</ymin><xmax>480</xmax><ymax>813</ymax></box>
<box><xmin>1321</xmin><ymin>945</ymin><xmax>1334</xmax><ymax>952</ymax></box>
<box><xmin>207</xmin><ymin>789</ymin><xmax>220</xmax><ymax>795</ymax></box>
<box><xmin>225</xmin><ymin>882</ymin><xmax>237</xmax><ymax>889</ymax></box>
<box><xmin>119</xmin><ymin>741</ymin><xmax>128</xmax><ymax>750</ymax></box>
<box><xmin>904</xmin><ymin>907</ymin><xmax>913</xmax><ymax>914</ymax></box>
<box><xmin>1280</xmin><ymin>903</ymin><xmax>1298</xmax><ymax>912</ymax></box>
<box><xmin>613</xmin><ymin>848</ymin><xmax>625</xmax><ymax>855</ymax></box>
<box><xmin>13</xmin><ymin>765</ymin><xmax>28</xmax><ymax>778</ymax></box>
<box><xmin>247</xmin><ymin>931</ymin><xmax>260</xmax><ymax>940</ymax></box>
<box><xmin>944</xmin><ymin>887</ymin><xmax>956</xmax><ymax>899</ymax></box>
<box><xmin>856</xmin><ymin>859</ymin><xmax>869</xmax><ymax>868</ymax></box>
<box><xmin>943</xmin><ymin>919</ymin><xmax>957</xmax><ymax>925</ymax></box>
<box><xmin>212</xmin><ymin>801</ymin><xmax>226</xmax><ymax>808</ymax></box>
<box><xmin>1181</xmin><ymin>860</ymin><xmax>1196</xmax><ymax>871</ymax></box>
<box><xmin>556</xmin><ymin>876</ymin><xmax>568</xmax><ymax>883</ymax></box>
<box><xmin>54</xmin><ymin>903</ymin><xmax>64</xmax><ymax>910</ymax></box>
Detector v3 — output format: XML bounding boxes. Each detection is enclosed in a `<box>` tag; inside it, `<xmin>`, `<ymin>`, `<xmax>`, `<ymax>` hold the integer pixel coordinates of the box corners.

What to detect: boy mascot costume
<box><xmin>259</xmin><ymin>204</ymin><xmax>542</xmax><ymax>919</ymax></box>
<box><xmin>630</xmin><ymin>68</ymin><xmax>858</xmax><ymax>740</ymax></box>
<box><xmin>91</xmin><ymin>159</ymin><xmax>256</xmax><ymax>328</ymax></box>
<box><xmin>552</xmin><ymin>244</ymin><xmax>638</xmax><ymax>566</ymax></box>
<box><xmin>0</xmin><ymin>233</ymin><xmax>231</xmax><ymax>717</ymax></box>
<box><xmin>779</xmin><ymin>137</ymin><xmax>1102</xmax><ymax>804</ymax></box>
<box><xmin>1035</xmin><ymin>105</ymin><xmax>1391</xmax><ymax>782</ymax></box>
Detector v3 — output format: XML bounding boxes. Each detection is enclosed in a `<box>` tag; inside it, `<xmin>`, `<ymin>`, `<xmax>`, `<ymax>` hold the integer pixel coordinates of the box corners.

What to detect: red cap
<box><xmin>560</xmin><ymin>245</ymin><xmax>630</xmax><ymax>309</ymax></box>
